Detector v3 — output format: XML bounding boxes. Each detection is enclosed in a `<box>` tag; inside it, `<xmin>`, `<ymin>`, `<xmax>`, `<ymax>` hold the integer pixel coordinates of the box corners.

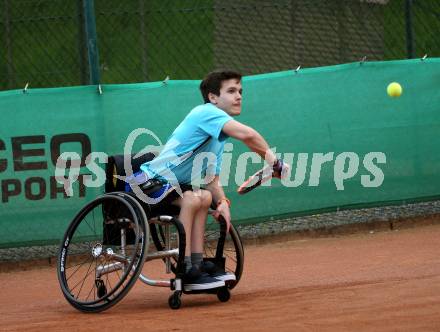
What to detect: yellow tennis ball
<box><xmin>387</xmin><ymin>82</ymin><xmax>402</xmax><ymax>98</ymax></box>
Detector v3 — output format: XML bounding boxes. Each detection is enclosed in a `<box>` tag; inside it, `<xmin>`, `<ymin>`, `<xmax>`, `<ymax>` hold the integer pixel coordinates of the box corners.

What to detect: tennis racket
<box><xmin>237</xmin><ymin>166</ymin><xmax>273</xmax><ymax>195</ymax></box>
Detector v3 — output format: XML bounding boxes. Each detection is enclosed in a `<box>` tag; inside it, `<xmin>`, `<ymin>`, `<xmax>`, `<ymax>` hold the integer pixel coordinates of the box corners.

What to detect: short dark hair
<box><xmin>199</xmin><ymin>70</ymin><xmax>242</xmax><ymax>103</ymax></box>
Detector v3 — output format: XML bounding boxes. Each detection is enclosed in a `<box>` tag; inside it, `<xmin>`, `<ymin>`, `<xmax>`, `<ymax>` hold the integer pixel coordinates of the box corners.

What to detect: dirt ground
<box><xmin>1</xmin><ymin>223</ymin><xmax>440</xmax><ymax>332</ymax></box>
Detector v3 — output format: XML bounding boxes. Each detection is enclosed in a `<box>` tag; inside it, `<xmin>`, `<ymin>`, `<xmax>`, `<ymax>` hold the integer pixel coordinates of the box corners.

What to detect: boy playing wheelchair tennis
<box><xmin>130</xmin><ymin>70</ymin><xmax>287</xmax><ymax>291</ymax></box>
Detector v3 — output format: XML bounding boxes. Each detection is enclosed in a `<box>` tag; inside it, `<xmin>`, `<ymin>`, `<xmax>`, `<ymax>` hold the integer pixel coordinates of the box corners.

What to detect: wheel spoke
<box><xmin>66</xmin><ymin>255</ymin><xmax>94</xmax><ymax>283</ymax></box>
<box><xmin>71</xmin><ymin>257</ymin><xmax>95</xmax><ymax>298</ymax></box>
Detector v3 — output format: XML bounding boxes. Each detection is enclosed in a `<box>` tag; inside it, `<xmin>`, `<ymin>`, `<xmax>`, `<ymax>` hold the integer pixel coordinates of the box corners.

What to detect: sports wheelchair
<box><xmin>56</xmin><ymin>153</ymin><xmax>244</xmax><ymax>312</ymax></box>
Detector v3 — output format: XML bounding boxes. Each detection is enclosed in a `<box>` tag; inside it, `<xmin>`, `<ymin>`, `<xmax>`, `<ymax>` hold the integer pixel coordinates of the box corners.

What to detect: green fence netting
<box><xmin>2</xmin><ymin>0</ymin><xmax>440</xmax><ymax>90</ymax></box>
<box><xmin>0</xmin><ymin>58</ymin><xmax>439</xmax><ymax>248</ymax></box>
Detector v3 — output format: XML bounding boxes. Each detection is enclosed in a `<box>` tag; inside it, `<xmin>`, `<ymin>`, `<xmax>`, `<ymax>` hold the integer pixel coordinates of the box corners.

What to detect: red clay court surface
<box><xmin>1</xmin><ymin>223</ymin><xmax>440</xmax><ymax>331</ymax></box>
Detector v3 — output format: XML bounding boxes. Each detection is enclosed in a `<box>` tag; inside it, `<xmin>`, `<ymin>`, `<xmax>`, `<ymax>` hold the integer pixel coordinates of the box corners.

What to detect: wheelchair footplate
<box><xmin>167</xmin><ymin>257</ymin><xmax>232</xmax><ymax>309</ymax></box>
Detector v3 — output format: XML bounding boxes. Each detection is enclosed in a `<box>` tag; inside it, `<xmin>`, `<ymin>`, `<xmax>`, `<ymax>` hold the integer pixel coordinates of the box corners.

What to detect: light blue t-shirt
<box><xmin>140</xmin><ymin>103</ymin><xmax>233</xmax><ymax>186</ymax></box>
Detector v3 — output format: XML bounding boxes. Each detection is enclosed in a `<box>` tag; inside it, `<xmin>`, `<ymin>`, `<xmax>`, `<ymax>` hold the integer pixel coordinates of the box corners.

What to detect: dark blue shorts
<box><xmin>124</xmin><ymin>171</ymin><xmax>192</xmax><ymax>206</ymax></box>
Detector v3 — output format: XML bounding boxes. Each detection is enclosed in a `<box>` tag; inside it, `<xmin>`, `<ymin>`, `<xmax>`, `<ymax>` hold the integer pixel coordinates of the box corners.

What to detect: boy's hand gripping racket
<box><xmin>237</xmin><ymin>160</ymin><xmax>285</xmax><ymax>195</ymax></box>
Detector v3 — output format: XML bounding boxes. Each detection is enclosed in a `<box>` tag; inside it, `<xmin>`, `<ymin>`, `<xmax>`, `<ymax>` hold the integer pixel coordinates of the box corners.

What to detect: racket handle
<box><xmin>273</xmin><ymin>159</ymin><xmax>284</xmax><ymax>175</ymax></box>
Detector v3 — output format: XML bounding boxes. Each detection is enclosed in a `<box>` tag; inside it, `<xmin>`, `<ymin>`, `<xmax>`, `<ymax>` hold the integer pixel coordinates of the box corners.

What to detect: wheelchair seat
<box><xmin>105</xmin><ymin>152</ymin><xmax>181</xmax><ymax>217</ymax></box>
<box><xmin>105</xmin><ymin>152</ymin><xmax>156</xmax><ymax>192</ymax></box>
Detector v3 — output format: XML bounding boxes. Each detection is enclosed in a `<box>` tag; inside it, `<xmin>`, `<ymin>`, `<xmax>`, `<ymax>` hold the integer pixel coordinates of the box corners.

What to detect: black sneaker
<box><xmin>183</xmin><ymin>266</ymin><xmax>225</xmax><ymax>291</ymax></box>
<box><xmin>201</xmin><ymin>261</ymin><xmax>236</xmax><ymax>282</ymax></box>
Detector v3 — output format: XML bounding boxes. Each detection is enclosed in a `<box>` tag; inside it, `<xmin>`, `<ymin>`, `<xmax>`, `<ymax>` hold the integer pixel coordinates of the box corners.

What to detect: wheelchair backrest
<box><xmin>105</xmin><ymin>152</ymin><xmax>157</xmax><ymax>193</ymax></box>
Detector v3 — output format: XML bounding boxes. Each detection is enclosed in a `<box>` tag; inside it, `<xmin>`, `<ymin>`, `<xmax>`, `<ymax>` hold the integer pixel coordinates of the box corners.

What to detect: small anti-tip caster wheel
<box><xmin>168</xmin><ymin>291</ymin><xmax>182</xmax><ymax>309</ymax></box>
<box><xmin>217</xmin><ymin>287</ymin><xmax>230</xmax><ymax>302</ymax></box>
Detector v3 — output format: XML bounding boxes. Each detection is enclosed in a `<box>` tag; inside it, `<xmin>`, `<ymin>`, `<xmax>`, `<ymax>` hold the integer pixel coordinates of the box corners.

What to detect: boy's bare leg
<box><xmin>191</xmin><ymin>190</ymin><xmax>212</xmax><ymax>254</ymax></box>
<box><xmin>172</xmin><ymin>191</ymin><xmax>202</xmax><ymax>263</ymax></box>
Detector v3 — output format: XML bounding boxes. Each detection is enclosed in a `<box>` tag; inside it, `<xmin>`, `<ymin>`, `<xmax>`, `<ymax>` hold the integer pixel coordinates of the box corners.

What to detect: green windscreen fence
<box><xmin>0</xmin><ymin>58</ymin><xmax>439</xmax><ymax>248</ymax></box>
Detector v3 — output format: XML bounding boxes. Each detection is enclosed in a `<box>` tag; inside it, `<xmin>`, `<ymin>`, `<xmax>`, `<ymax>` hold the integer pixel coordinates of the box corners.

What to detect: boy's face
<box><xmin>209</xmin><ymin>79</ymin><xmax>242</xmax><ymax>116</ymax></box>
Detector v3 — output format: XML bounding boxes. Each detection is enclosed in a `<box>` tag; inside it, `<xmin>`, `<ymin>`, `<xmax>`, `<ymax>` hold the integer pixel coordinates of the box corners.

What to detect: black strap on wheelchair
<box><xmin>140</xmin><ymin>178</ymin><xmax>165</xmax><ymax>193</ymax></box>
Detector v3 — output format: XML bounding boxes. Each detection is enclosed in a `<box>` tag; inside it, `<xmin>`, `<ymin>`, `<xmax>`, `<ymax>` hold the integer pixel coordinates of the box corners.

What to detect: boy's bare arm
<box><xmin>205</xmin><ymin>175</ymin><xmax>231</xmax><ymax>233</ymax></box>
<box><xmin>222</xmin><ymin>120</ymin><xmax>277</xmax><ymax>165</ymax></box>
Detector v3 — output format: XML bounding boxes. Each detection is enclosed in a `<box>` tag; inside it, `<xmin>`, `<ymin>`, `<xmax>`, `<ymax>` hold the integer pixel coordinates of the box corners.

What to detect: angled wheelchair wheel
<box><xmin>150</xmin><ymin>216</ymin><xmax>244</xmax><ymax>289</ymax></box>
<box><xmin>57</xmin><ymin>193</ymin><xmax>148</xmax><ymax>313</ymax></box>
<box><xmin>204</xmin><ymin>220</ymin><xmax>244</xmax><ymax>289</ymax></box>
